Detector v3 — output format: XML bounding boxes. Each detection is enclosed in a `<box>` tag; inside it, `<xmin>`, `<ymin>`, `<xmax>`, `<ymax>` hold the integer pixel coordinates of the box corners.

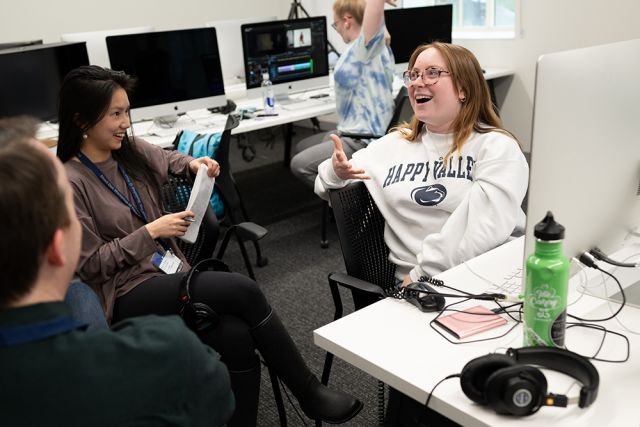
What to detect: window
<box><xmin>400</xmin><ymin>0</ymin><xmax>517</xmax><ymax>39</ymax></box>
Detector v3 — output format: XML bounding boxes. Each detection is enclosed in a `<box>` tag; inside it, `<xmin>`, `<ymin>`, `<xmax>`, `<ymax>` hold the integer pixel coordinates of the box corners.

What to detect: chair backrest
<box><xmin>329</xmin><ymin>181</ymin><xmax>397</xmax><ymax>309</ymax></box>
<box><xmin>161</xmin><ymin>174</ymin><xmax>220</xmax><ymax>265</ymax></box>
<box><xmin>213</xmin><ymin>114</ymin><xmax>249</xmax><ymax>225</ymax></box>
<box><xmin>385</xmin><ymin>86</ymin><xmax>412</xmax><ymax>132</ymax></box>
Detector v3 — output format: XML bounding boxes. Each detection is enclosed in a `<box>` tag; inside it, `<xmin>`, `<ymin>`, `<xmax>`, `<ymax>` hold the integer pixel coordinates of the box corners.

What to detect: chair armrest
<box><xmin>235</xmin><ymin>221</ymin><xmax>268</xmax><ymax>241</ymax></box>
<box><xmin>328</xmin><ymin>272</ymin><xmax>385</xmax><ymax>297</ymax></box>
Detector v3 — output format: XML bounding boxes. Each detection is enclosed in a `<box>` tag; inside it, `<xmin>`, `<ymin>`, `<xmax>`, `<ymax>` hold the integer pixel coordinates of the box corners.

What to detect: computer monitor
<box><xmin>523</xmin><ymin>38</ymin><xmax>640</xmax><ymax>264</ymax></box>
<box><xmin>0</xmin><ymin>42</ymin><xmax>90</xmax><ymax>121</ymax></box>
<box><xmin>241</xmin><ymin>16</ymin><xmax>329</xmax><ymax>100</ymax></box>
<box><xmin>106</xmin><ymin>28</ymin><xmax>227</xmax><ymax>122</ymax></box>
<box><xmin>384</xmin><ymin>5</ymin><xmax>452</xmax><ymax>70</ymax></box>
<box><xmin>206</xmin><ymin>16</ymin><xmax>277</xmax><ymax>82</ymax></box>
<box><xmin>61</xmin><ymin>26</ymin><xmax>154</xmax><ymax>67</ymax></box>
<box><xmin>0</xmin><ymin>39</ymin><xmax>42</xmax><ymax>51</ymax></box>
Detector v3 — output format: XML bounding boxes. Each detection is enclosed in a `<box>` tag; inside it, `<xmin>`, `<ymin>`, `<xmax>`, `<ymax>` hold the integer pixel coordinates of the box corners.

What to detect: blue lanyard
<box><xmin>77</xmin><ymin>152</ymin><xmax>171</xmax><ymax>252</ymax></box>
<box><xmin>0</xmin><ymin>316</ymin><xmax>86</xmax><ymax>347</ymax></box>
<box><xmin>77</xmin><ymin>151</ymin><xmax>148</xmax><ymax>223</ymax></box>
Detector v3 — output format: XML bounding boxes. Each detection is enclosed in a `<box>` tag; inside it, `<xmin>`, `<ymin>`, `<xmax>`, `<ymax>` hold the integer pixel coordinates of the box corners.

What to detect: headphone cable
<box><xmin>425</xmin><ymin>373</ymin><xmax>461</xmax><ymax>409</ymax></box>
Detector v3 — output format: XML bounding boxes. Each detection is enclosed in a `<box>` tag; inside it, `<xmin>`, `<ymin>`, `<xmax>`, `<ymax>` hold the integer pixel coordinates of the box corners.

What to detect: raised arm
<box><xmin>363</xmin><ymin>0</ymin><xmax>396</xmax><ymax>45</ymax></box>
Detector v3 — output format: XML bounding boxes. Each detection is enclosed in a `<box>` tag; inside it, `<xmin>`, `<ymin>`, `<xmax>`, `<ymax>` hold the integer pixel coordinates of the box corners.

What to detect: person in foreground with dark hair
<box><xmin>56</xmin><ymin>65</ymin><xmax>363</xmax><ymax>426</ymax></box>
<box><xmin>0</xmin><ymin>116</ymin><xmax>234</xmax><ymax>426</ymax></box>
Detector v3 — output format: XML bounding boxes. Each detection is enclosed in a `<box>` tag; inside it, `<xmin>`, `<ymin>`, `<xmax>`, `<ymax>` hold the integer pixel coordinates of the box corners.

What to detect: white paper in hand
<box><xmin>179</xmin><ymin>164</ymin><xmax>215</xmax><ymax>244</ymax></box>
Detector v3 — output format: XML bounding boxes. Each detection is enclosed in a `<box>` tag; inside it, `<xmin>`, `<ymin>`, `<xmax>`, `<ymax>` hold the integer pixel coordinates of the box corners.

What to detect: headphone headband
<box><xmin>507</xmin><ymin>346</ymin><xmax>599</xmax><ymax>408</ymax></box>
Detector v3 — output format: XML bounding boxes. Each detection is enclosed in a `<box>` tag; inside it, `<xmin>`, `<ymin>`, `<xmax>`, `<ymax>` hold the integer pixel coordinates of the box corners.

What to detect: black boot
<box><xmin>227</xmin><ymin>358</ymin><xmax>261</xmax><ymax>427</ymax></box>
<box><xmin>250</xmin><ymin>309</ymin><xmax>363</xmax><ymax>424</ymax></box>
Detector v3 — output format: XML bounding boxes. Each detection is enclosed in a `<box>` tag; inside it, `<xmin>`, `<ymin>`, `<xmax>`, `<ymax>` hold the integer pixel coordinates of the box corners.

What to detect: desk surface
<box><xmin>314</xmin><ymin>237</ymin><xmax>640</xmax><ymax>426</ymax></box>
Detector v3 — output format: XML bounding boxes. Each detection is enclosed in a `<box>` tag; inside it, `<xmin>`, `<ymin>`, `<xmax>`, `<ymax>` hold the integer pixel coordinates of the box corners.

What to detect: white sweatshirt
<box><xmin>315</xmin><ymin>129</ymin><xmax>529</xmax><ymax>281</ymax></box>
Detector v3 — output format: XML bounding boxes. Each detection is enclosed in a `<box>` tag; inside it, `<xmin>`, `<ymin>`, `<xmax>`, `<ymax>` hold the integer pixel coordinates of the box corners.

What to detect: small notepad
<box><xmin>179</xmin><ymin>164</ymin><xmax>215</xmax><ymax>244</ymax></box>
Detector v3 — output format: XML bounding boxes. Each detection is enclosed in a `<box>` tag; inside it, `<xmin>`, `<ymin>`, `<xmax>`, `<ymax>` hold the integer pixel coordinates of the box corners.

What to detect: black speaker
<box><xmin>460</xmin><ymin>346</ymin><xmax>598</xmax><ymax>416</ymax></box>
<box><xmin>178</xmin><ymin>258</ymin><xmax>230</xmax><ymax>331</ymax></box>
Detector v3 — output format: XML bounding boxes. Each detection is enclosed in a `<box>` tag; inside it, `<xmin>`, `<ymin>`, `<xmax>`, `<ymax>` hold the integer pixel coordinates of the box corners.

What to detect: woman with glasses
<box><xmin>290</xmin><ymin>0</ymin><xmax>396</xmax><ymax>188</ymax></box>
<box><xmin>315</xmin><ymin>42</ymin><xmax>529</xmax><ymax>285</ymax></box>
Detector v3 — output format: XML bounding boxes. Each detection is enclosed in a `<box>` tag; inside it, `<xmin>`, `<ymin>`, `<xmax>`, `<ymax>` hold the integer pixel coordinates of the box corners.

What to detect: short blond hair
<box><xmin>333</xmin><ymin>0</ymin><xmax>365</xmax><ymax>25</ymax></box>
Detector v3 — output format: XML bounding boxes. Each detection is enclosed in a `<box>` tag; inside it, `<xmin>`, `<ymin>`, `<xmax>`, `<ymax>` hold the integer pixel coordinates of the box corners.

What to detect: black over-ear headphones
<box><xmin>460</xmin><ymin>346</ymin><xmax>599</xmax><ymax>416</ymax></box>
<box><xmin>179</xmin><ymin>258</ymin><xmax>230</xmax><ymax>332</ymax></box>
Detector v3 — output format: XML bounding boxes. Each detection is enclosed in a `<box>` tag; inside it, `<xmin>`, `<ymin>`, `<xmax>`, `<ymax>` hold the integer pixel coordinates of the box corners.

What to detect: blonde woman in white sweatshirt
<box><xmin>315</xmin><ymin>42</ymin><xmax>529</xmax><ymax>286</ymax></box>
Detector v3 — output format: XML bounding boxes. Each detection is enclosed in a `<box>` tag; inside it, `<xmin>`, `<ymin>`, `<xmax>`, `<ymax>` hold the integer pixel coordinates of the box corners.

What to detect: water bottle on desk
<box><xmin>523</xmin><ymin>211</ymin><xmax>569</xmax><ymax>347</ymax></box>
<box><xmin>261</xmin><ymin>72</ymin><xmax>275</xmax><ymax>114</ymax></box>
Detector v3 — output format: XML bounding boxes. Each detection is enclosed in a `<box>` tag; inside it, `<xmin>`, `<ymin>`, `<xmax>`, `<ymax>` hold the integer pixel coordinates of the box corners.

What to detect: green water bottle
<box><xmin>523</xmin><ymin>211</ymin><xmax>570</xmax><ymax>347</ymax></box>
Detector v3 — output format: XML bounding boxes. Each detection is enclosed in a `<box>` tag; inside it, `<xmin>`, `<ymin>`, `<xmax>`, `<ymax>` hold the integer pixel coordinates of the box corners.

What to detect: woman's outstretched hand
<box><xmin>146</xmin><ymin>211</ymin><xmax>195</xmax><ymax>239</ymax></box>
<box><xmin>330</xmin><ymin>134</ymin><xmax>370</xmax><ymax>181</ymax></box>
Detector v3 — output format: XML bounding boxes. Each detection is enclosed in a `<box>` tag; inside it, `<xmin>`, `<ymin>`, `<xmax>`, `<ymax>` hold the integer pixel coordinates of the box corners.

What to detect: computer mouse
<box><xmin>404</xmin><ymin>282</ymin><xmax>446</xmax><ymax>312</ymax></box>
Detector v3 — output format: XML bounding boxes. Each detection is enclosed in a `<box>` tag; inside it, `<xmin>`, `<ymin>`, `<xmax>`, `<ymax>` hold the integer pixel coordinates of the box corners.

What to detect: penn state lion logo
<box><xmin>411</xmin><ymin>184</ymin><xmax>447</xmax><ymax>206</ymax></box>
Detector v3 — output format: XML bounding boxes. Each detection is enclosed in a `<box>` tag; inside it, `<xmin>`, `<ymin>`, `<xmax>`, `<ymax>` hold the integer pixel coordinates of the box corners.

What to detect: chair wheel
<box><xmin>256</xmin><ymin>256</ymin><xmax>269</xmax><ymax>267</ymax></box>
<box><xmin>320</xmin><ymin>240</ymin><xmax>329</xmax><ymax>249</ymax></box>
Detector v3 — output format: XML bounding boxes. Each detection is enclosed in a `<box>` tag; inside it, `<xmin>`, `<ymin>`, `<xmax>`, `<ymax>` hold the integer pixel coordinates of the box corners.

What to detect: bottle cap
<box><xmin>262</xmin><ymin>72</ymin><xmax>269</xmax><ymax>81</ymax></box>
<box><xmin>534</xmin><ymin>211</ymin><xmax>565</xmax><ymax>241</ymax></box>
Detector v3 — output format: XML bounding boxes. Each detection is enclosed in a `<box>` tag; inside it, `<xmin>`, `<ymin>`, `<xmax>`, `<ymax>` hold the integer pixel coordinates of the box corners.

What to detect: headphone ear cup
<box><xmin>485</xmin><ymin>365</ymin><xmax>547</xmax><ymax>416</ymax></box>
<box><xmin>460</xmin><ymin>354</ymin><xmax>516</xmax><ymax>405</ymax></box>
<box><xmin>190</xmin><ymin>302</ymin><xmax>220</xmax><ymax>331</ymax></box>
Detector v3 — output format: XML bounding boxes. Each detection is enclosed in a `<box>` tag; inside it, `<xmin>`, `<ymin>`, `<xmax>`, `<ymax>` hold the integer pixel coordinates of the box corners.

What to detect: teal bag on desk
<box><xmin>173</xmin><ymin>129</ymin><xmax>225</xmax><ymax>218</ymax></box>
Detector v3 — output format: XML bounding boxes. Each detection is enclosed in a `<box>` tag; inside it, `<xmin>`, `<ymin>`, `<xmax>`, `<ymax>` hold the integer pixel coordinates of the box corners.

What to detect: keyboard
<box><xmin>147</xmin><ymin>121</ymin><xmax>205</xmax><ymax>138</ymax></box>
<box><xmin>489</xmin><ymin>267</ymin><xmax>523</xmax><ymax>295</ymax></box>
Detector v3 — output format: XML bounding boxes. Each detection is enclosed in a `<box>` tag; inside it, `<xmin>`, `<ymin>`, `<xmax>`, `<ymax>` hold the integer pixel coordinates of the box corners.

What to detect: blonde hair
<box><xmin>393</xmin><ymin>42</ymin><xmax>516</xmax><ymax>165</ymax></box>
<box><xmin>333</xmin><ymin>0</ymin><xmax>365</xmax><ymax>25</ymax></box>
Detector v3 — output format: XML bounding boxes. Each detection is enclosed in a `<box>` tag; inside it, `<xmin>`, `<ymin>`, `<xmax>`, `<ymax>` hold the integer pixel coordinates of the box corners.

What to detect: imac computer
<box><xmin>241</xmin><ymin>16</ymin><xmax>329</xmax><ymax>100</ymax></box>
<box><xmin>61</xmin><ymin>26</ymin><xmax>154</xmax><ymax>67</ymax></box>
<box><xmin>205</xmin><ymin>16</ymin><xmax>277</xmax><ymax>82</ymax></box>
<box><xmin>0</xmin><ymin>42</ymin><xmax>90</xmax><ymax>121</ymax></box>
<box><xmin>523</xmin><ymin>38</ymin><xmax>640</xmax><ymax>265</ymax></box>
<box><xmin>384</xmin><ymin>5</ymin><xmax>452</xmax><ymax>71</ymax></box>
<box><xmin>106</xmin><ymin>27</ymin><xmax>227</xmax><ymax>123</ymax></box>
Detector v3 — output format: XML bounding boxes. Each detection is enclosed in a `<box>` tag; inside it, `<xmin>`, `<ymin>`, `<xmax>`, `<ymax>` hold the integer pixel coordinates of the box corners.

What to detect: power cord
<box><xmin>589</xmin><ymin>247</ymin><xmax>640</xmax><ymax>268</ymax></box>
<box><xmin>573</xmin><ymin>253</ymin><xmax>627</xmax><ymax>322</ymax></box>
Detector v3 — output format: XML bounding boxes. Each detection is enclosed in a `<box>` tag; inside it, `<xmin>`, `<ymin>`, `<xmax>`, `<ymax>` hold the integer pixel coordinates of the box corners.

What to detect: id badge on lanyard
<box><xmin>151</xmin><ymin>250</ymin><xmax>183</xmax><ymax>274</ymax></box>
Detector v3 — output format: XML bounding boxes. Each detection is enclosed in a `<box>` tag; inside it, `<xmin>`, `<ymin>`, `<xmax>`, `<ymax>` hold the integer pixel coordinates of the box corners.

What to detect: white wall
<box><xmin>305</xmin><ymin>0</ymin><xmax>640</xmax><ymax>151</ymax></box>
<box><xmin>0</xmin><ymin>0</ymin><xmax>290</xmax><ymax>43</ymax></box>
<box><xmin>3</xmin><ymin>0</ymin><xmax>640</xmax><ymax>150</ymax></box>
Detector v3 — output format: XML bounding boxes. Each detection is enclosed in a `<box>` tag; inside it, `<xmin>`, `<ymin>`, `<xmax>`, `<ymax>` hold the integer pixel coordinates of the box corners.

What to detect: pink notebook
<box><xmin>434</xmin><ymin>305</ymin><xmax>507</xmax><ymax>339</ymax></box>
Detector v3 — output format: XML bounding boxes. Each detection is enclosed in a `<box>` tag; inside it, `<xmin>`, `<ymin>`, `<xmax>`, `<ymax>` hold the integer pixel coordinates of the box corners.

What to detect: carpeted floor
<box><xmin>219</xmin><ymin>124</ymin><xmax>386</xmax><ymax>425</ymax></box>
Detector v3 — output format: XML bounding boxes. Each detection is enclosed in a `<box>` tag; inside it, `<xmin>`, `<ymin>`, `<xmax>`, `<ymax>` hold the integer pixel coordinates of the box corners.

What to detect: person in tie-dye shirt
<box><xmin>290</xmin><ymin>0</ymin><xmax>396</xmax><ymax>187</ymax></box>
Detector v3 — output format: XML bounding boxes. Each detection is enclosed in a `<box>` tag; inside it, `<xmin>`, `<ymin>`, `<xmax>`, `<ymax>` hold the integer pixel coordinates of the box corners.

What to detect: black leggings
<box><xmin>112</xmin><ymin>271</ymin><xmax>269</xmax><ymax>371</ymax></box>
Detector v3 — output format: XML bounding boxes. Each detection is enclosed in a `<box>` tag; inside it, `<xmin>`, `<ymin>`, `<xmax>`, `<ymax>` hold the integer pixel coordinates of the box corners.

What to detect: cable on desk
<box><xmin>425</xmin><ymin>373</ymin><xmax>461</xmax><ymax>409</ymax></box>
<box><xmin>565</xmin><ymin>322</ymin><xmax>630</xmax><ymax>363</ymax></box>
<box><xmin>571</xmin><ymin>253</ymin><xmax>626</xmax><ymax>322</ymax></box>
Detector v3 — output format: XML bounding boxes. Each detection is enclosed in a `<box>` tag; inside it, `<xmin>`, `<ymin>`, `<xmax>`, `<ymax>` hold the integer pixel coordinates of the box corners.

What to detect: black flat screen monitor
<box><xmin>106</xmin><ymin>28</ymin><xmax>226</xmax><ymax>120</ymax></box>
<box><xmin>0</xmin><ymin>42</ymin><xmax>89</xmax><ymax>121</ymax></box>
<box><xmin>384</xmin><ymin>5</ymin><xmax>453</xmax><ymax>65</ymax></box>
<box><xmin>241</xmin><ymin>16</ymin><xmax>329</xmax><ymax>98</ymax></box>
<box><xmin>0</xmin><ymin>39</ymin><xmax>43</xmax><ymax>51</ymax></box>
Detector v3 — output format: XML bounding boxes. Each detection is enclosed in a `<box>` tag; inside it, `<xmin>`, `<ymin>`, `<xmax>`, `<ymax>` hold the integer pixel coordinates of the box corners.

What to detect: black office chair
<box><xmin>160</xmin><ymin>174</ymin><xmax>289</xmax><ymax>426</ymax></box>
<box><xmin>318</xmin><ymin>181</ymin><xmax>396</xmax><ymax>426</ymax></box>
<box><xmin>320</xmin><ymin>87</ymin><xmax>412</xmax><ymax>248</ymax></box>
<box><xmin>172</xmin><ymin>114</ymin><xmax>269</xmax><ymax>279</ymax></box>
<box><xmin>214</xmin><ymin>115</ymin><xmax>269</xmax><ymax>279</ymax></box>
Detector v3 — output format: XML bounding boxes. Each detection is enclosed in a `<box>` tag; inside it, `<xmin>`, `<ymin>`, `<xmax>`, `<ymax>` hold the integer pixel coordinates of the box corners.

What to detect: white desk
<box><xmin>314</xmin><ymin>237</ymin><xmax>640</xmax><ymax>426</ymax></box>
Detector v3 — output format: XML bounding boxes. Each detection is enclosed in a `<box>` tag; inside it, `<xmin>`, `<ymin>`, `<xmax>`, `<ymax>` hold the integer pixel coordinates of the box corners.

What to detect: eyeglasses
<box><xmin>402</xmin><ymin>67</ymin><xmax>451</xmax><ymax>86</ymax></box>
<box><xmin>331</xmin><ymin>21</ymin><xmax>338</xmax><ymax>30</ymax></box>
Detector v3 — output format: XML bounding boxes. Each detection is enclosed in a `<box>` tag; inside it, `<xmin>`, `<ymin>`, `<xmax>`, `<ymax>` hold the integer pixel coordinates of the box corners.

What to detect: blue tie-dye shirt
<box><xmin>333</xmin><ymin>24</ymin><xmax>395</xmax><ymax>143</ymax></box>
